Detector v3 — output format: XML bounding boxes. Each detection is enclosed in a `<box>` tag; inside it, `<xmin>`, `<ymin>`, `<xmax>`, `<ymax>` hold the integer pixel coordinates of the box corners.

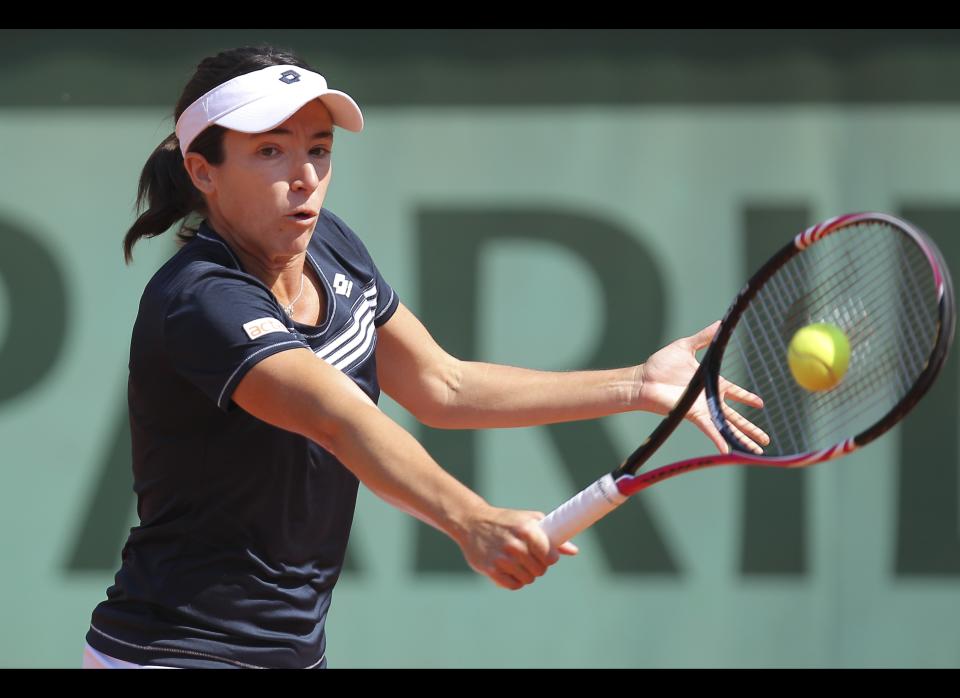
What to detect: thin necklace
<box><xmin>280</xmin><ymin>273</ymin><xmax>306</xmax><ymax>316</ymax></box>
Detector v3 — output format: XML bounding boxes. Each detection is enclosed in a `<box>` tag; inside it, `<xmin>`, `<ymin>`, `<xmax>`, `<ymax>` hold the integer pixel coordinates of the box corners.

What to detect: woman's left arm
<box><xmin>377</xmin><ymin>302</ymin><xmax>642</xmax><ymax>430</ymax></box>
<box><xmin>376</xmin><ymin>303</ymin><xmax>769</xmax><ymax>452</ymax></box>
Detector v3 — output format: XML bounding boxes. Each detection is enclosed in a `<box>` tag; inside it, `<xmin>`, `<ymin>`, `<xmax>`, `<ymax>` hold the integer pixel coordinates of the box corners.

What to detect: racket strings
<box><xmin>718</xmin><ymin>221</ymin><xmax>940</xmax><ymax>456</ymax></box>
<box><xmin>783</xmin><ymin>237</ymin><xmax>936</xmax><ymax>437</ymax></box>
<box><xmin>749</xmin><ymin>242</ymin><xmax>937</xmax><ymax>440</ymax></box>
<box><xmin>729</xmin><ymin>233</ymin><xmax>934</xmax><ymax>375</ymax></box>
<box><xmin>735</xmin><ymin>323</ymin><xmax>924</xmax><ymax>449</ymax></box>
<box><xmin>751</xmin><ymin>248</ymin><xmax>935</xmax><ymax>402</ymax></box>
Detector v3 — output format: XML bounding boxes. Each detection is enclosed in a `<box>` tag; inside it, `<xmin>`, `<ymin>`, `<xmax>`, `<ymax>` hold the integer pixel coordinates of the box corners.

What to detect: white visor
<box><xmin>175</xmin><ymin>64</ymin><xmax>364</xmax><ymax>156</ymax></box>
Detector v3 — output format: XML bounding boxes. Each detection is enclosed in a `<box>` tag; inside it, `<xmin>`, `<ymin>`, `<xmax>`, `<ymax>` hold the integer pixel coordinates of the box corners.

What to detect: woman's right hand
<box><xmin>456</xmin><ymin>506</ymin><xmax>579</xmax><ymax>590</ymax></box>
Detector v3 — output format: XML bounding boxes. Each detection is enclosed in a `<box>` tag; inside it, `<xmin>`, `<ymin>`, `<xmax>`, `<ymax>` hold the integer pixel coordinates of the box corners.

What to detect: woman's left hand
<box><xmin>637</xmin><ymin>320</ymin><xmax>771</xmax><ymax>454</ymax></box>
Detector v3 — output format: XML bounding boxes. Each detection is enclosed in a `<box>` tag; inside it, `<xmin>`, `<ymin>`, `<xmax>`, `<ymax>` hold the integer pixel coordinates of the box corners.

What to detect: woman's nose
<box><xmin>292</xmin><ymin>160</ymin><xmax>321</xmax><ymax>190</ymax></box>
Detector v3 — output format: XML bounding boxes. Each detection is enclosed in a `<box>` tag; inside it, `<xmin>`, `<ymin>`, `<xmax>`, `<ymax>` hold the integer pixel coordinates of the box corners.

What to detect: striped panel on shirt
<box><xmin>315</xmin><ymin>284</ymin><xmax>378</xmax><ymax>371</ymax></box>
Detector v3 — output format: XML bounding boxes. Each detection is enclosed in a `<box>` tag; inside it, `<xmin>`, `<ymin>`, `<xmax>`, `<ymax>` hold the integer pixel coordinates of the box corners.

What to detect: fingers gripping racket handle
<box><xmin>539</xmin><ymin>474</ymin><xmax>629</xmax><ymax>545</ymax></box>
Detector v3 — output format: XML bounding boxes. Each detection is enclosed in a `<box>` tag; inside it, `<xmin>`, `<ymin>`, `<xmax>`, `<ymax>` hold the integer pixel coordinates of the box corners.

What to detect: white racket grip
<box><xmin>539</xmin><ymin>473</ymin><xmax>628</xmax><ymax>545</ymax></box>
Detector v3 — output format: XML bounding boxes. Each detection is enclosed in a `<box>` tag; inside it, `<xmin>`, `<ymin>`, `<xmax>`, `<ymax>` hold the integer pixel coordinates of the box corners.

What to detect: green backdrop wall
<box><xmin>1</xmin><ymin>29</ymin><xmax>958</xmax><ymax>668</ymax></box>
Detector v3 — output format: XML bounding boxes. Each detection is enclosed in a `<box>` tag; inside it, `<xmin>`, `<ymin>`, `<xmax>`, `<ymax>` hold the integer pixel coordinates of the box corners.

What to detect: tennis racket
<box><xmin>540</xmin><ymin>212</ymin><xmax>956</xmax><ymax>545</ymax></box>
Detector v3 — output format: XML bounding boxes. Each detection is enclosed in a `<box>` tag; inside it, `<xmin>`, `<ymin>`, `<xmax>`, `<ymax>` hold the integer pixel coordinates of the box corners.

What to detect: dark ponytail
<box><xmin>122</xmin><ymin>133</ymin><xmax>207</xmax><ymax>263</ymax></box>
<box><xmin>122</xmin><ymin>44</ymin><xmax>312</xmax><ymax>264</ymax></box>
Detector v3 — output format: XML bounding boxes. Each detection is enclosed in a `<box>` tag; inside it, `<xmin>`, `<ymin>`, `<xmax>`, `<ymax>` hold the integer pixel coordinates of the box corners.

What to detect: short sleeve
<box><xmin>322</xmin><ymin>210</ymin><xmax>400</xmax><ymax>327</ymax></box>
<box><xmin>370</xmin><ymin>259</ymin><xmax>400</xmax><ymax>327</ymax></box>
<box><xmin>163</xmin><ymin>269</ymin><xmax>311</xmax><ymax>412</ymax></box>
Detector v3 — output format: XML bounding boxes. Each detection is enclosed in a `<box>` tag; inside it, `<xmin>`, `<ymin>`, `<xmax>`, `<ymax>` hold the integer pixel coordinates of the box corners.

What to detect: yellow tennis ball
<box><xmin>787</xmin><ymin>323</ymin><xmax>851</xmax><ymax>391</ymax></box>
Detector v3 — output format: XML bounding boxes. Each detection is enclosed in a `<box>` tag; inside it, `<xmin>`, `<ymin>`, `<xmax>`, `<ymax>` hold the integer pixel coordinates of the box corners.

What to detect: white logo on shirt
<box><xmin>243</xmin><ymin>317</ymin><xmax>290</xmax><ymax>340</ymax></box>
<box><xmin>333</xmin><ymin>273</ymin><xmax>354</xmax><ymax>298</ymax></box>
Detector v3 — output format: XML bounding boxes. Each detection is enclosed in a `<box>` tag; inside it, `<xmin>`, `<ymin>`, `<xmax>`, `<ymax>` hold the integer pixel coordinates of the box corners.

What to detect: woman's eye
<box><xmin>259</xmin><ymin>147</ymin><xmax>278</xmax><ymax>157</ymax></box>
<box><xmin>312</xmin><ymin>147</ymin><xmax>331</xmax><ymax>157</ymax></box>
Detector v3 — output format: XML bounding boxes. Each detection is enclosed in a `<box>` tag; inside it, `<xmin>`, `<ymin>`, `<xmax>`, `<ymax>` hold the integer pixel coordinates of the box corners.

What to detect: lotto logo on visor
<box><xmin>243</xmin><ymin>317</ymin><xmax>290</xmax><ymax>340</ymax></box>
<box><xmin>279</xmin><ymin>70</ymin><xmax>300</xmax><ymax>84</ymax></box>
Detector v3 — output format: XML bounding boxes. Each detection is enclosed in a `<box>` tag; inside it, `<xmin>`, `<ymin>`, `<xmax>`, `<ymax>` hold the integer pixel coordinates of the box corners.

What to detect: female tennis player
<box><xmin>81</xmin><ymin>44</ymin><xmax>767</xmax><ymax>669</ymax></box>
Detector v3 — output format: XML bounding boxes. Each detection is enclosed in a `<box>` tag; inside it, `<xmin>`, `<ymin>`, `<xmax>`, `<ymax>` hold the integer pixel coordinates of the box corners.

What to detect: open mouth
<box><xmin>290</xmin><ymin>212</ymin><xmax>316</xmax><ymax>220</ymax></box>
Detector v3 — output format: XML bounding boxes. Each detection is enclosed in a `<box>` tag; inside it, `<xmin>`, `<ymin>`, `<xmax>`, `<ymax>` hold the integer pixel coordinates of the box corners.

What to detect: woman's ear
<box><xmin>183</xmin><ymin>152</ymin><xmax>216</xmax><ymax>195</ymax></box>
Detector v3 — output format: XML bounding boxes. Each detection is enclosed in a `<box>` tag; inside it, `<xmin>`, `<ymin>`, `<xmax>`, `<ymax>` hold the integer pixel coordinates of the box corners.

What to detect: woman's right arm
<box><xmin>232</xmin><ymin>347</ymin><xmax>577</xmax><ymax>590</ymax></box>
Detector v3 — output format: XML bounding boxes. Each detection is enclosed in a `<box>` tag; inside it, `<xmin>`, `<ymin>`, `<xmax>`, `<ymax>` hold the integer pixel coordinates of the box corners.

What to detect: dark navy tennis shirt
<box><xmin>85</xmin><ymin>209</ymin><xmax>399</xmax><ymax>669</ymax></box>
